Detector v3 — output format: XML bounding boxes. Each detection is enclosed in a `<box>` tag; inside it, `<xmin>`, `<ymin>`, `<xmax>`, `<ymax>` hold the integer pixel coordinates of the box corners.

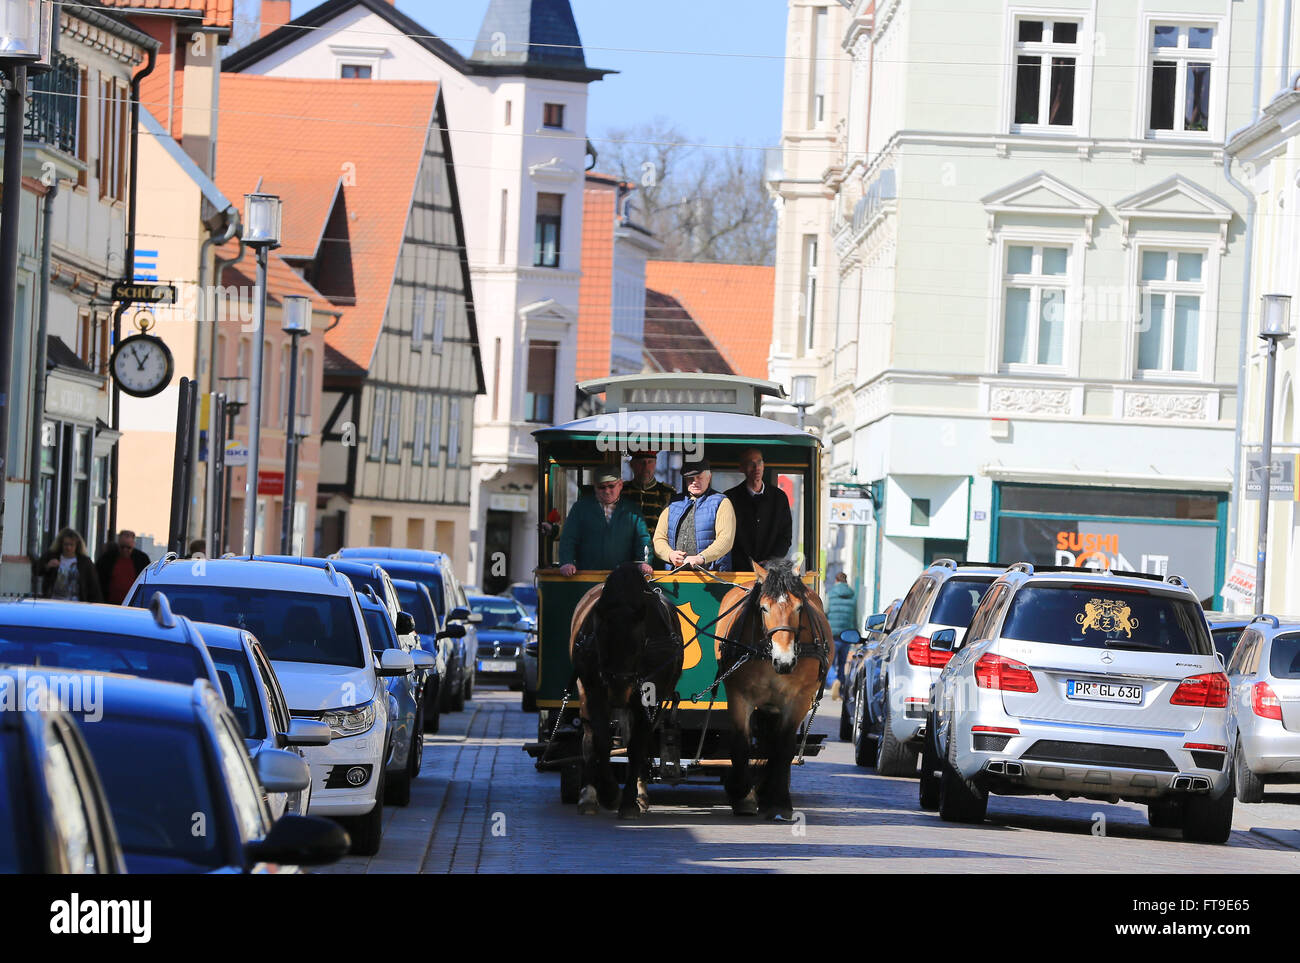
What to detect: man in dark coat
<box><xmin>724</xmin><ymin>448</ymin><xmax>792</xmax><ymax>572</ymax></box>
<box><xmin>95</xmin><ymin>529</ymin><xmax>151</xmax><ymax>604</ymax></box>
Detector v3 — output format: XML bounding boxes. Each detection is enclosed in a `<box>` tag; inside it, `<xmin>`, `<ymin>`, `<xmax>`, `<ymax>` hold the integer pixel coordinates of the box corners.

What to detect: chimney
<box><xmin>260</xmin><ymin>0</ymin><xmax>291</xmax><ymax>37</ymax></box>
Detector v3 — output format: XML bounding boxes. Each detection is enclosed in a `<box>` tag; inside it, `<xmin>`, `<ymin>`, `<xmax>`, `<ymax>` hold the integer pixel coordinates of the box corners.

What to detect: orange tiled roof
<box><xmin>644</xmin><ymin>261</ymin><xmax>775</xmax><ymax>380</ymax></box>
<box><xmin>215</xmin><ymin>75</ymin><xmax>440</xmax><ymax>371</ymax></box>
<box><xmin>576</xmin><ymin>178</ymin><xmax>617</xmax><ymax>382</ymax></box>
<box><xmin>101</xmin><ymin>0</ymin><xmax>234</xmax><ymax>29</ymax></box>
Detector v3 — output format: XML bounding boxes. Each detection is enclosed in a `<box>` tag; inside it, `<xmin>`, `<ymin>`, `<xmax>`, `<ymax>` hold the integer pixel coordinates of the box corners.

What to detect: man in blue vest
<box><xmin>557</xmin><ymin>469</ymin><xmax>653</xmax><ymax>577</ymax></box>
<box><xmin>652</xmin><ymin>460</ymin><xmax>736</xmax><ymax>571</ymax></box>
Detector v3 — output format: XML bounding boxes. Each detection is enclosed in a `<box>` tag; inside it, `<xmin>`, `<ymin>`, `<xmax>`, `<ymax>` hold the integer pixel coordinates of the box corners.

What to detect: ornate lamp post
<box><xmin>1254</xmin><ymin>293</ymin><xmax>1292</xmax><ymax>614</ymax></box>
<box><xmin>279</xmin><ymin>295</ymin><xmax>310</xmax><ymax>554</ymax></box>
<box><xmin>240</xmin><ymin>192</ymin><xmax>281</xmax><ymax>555</ymax></box>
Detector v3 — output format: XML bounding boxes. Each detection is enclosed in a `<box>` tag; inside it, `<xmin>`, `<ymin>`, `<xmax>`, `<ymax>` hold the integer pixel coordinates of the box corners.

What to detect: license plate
<box><xmin>1066</xmin><ymin>680</ymin><xmax>1143</xmax><ymax>704</ymax></box>
<box><xmin>479</xmin><ymin>660</ymin><xmax>515</xmax><ymax>673</ymax></box>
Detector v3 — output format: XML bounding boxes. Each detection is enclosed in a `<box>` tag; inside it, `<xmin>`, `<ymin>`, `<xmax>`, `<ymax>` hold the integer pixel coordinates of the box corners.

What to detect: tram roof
<box><xmin>532</xmin><ymin>410</ymin><xmax>819</xmax><ymax>449</ymax></box>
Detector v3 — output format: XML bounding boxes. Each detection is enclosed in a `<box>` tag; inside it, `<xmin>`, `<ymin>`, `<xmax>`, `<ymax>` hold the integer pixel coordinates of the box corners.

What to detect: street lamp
<box><xmin>241</xmin><ymin>192</ymin><xmax>281</xmax><ymax>556</ymax></box>
<box><xmin>279</xmin><ymin>295</ymin><xmax>310</xmax><ymax>554</ymax></box>
<box><xmin>0</xmin><ymin>0</ymin><xmax>52</xmax><ymax>579</ymax></box>
<box><xmin>218</xmin><ymin>376</ymin><xmax>248</xmax><ymax>556</ymax></box>
<box><xmin>1254</xmin><ymin>294</ymin><xmax>1292</xmax><ymax>614</ymax></box>
<box><xmin>792</xmin><ymin>374</ymin><xmax>816</xmax><ymax>430</ymax></box>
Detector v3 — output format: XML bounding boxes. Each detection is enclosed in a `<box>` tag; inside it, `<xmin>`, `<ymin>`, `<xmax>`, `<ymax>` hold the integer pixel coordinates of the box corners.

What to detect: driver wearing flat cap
<box><xmin>557</xmin><ymin>468</ymin><xmax>653</xmax><ymax>577</ymax></box>
<box><xmin>652</xmin><ymin>459</ymin><xmax>736</xmax><ymax>571</ymax></box>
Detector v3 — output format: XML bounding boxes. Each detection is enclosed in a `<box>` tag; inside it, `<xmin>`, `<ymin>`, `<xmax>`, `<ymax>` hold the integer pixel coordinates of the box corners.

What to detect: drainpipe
<box><xmin>26</xmin><ymin>181</ymin><xmax>58</xmax><ymax>591</ymax></box>
<box><xmin>201</xmin><ymin>227</ymin><xmax>245</xmax><ymax>552</ymax></box>
<box><xmin>1281</xmin><ymin>0</ymin><xmax>1293</xmax><ymax>94</ymax></box>
<box><xmin>1223</xmin><ymin>0</ymin><xmax>1266</xmax><ymax>606</ymax></box>
<box><xmin>108</xmin><ymin>44</ymin><xmax>158</xmax><ymax>539</ymax></box>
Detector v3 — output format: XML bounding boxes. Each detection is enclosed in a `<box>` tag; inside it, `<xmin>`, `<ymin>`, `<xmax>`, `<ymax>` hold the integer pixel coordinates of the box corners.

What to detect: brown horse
<box><xmin>568</xmin><ymin>562</ymin><xmax>683</xmax><ymax>818</ymax></box>
<box><xmin>714</xmin><ymin>557</ymin><xmax>830</xmax><ymax>820</ymax></box>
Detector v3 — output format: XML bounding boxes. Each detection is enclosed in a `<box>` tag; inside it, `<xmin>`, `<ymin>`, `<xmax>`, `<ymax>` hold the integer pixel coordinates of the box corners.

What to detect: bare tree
<box><xmin>598</xmin><ymin>119</ymin><xmax>777</xmax><ymax>266</ymax></box>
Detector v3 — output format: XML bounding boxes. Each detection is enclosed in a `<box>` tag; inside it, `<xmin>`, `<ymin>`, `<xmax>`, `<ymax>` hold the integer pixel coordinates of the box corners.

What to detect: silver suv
<box><xmin>864</xmin><ymin>560</ymin><xmax>1001</xmax><ymax>776</ymax></box>
<box><xmin>926</xmin><ymin>563</ymin><xmax>1234</xmax><ymax>843</ymax></box>
<box><xmin>1225</xmin><ymin>615</ymin><xmax>1300</xmax><ymax>803</ymax></box>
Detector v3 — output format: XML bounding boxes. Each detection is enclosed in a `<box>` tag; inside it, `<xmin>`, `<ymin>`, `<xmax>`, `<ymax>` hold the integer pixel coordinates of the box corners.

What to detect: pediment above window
<box><xmin>980</xmin><ymin>171</ymin><xmax>1101</xmax><ymax>243</ymax></box>
<box><xmin>528</xmin><ymin>157</ymin><xmax>581</xmax><ymax>183</ymax></box>
<box><xmin>519</xmin><ymin>298</ymin><xmax>575</xmax><ymax>329</ymax></box>
<box><xmin>1115</xmin><ymin>176</ymin><xmax>1234</xmax><ymax>252</ymax></box>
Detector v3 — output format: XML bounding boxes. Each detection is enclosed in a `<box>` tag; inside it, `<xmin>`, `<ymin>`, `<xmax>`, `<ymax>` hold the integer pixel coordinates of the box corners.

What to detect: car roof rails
<box><xmin>149</xmin><ymin>591</ymin><xmax>177</xmax><ymax>629</ymax></box>
<box><xmin>363</xmin><ymin>585</ymin><xmax>381</xmax><ymax>604</ymax></box>
<box><xmin>1163</xmin><ymin>574</ymin><xmax>1188</xmax><ymax>587</ymax></box>
<box><xmin>929</xmin><ymin>558</ymin><xmax>958</xmax><ymax>570</ymax></box>
<box><xmin>148</xmin><ymin>552</ymin><xmax>179</xmax><ymax>574</ymax></box>
<box><xmin>1005</xmin><ymin>562</ymin><xmax>1034</xmax><ymax>575</ymax></box>
<box><xmin>1251</xmin><ymin>614</ymin><xmax>1280</xmax><ymax>628</ymax></box>
<box><xmin>323</xmin><ymin>560</ymin><xmax>340</xmax><ymax>587</ymax></box>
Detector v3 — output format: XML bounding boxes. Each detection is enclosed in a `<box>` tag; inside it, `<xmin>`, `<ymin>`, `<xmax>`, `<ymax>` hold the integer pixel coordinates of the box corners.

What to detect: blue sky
<box><xmin>286</xmin><ymin>0</ymin><xmax>788</xmax><ymax>150</ymax></box>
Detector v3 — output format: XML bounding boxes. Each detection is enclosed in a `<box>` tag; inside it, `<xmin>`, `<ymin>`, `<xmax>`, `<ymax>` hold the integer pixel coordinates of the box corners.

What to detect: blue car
<box><xmin>390</xmin><ymin>578</ymin><xmax>450</xmax><ymax>734</ymax></box>
<box><xmin>468</xmin><ymin>595</ymin><xmax>531</xmax><ymax>689</ymax></box>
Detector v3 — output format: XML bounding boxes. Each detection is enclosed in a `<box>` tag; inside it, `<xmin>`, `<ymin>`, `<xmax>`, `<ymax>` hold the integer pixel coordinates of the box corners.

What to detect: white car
<box><xmin>126</xmin><ymin>556</ymin><xmax>413</xmax><ymax>856</ymax></box>
<box><xmin>926</xmin><ymin>563</ymin><xmax>1235</xmax><ymax>843</ymax></box>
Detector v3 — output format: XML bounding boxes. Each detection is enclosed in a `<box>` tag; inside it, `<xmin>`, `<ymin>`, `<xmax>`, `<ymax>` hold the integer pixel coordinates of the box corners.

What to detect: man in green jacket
<box><xmin>558</xmin><ymin>469</ymin><xmax>653</xmax><ymax>576</ymax></box>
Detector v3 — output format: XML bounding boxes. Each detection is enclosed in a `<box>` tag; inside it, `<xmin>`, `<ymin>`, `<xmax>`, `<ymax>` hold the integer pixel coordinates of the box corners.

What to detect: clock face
<box><xmin>110</xmin><ymin>334</ymin><xmax>174</xmax><ymax>398</ymax></box>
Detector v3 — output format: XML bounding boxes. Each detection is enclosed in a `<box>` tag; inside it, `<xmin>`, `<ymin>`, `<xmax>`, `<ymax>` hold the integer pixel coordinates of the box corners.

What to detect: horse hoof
<box><xmin>765</xmin><ymin>808</ymin><xmax>795</xmax><ymax>822</ymax></box>
<box><xmin>618</xmin><ymin>804</ymin><xmax>643</xmax><ymax>820</ymax></box>
<box><xmin>577</xmin><ymin>786</ymin><xmax>600</xmax><ymax>815</ymax></box>
<box><xmin>732</xmin><ymin>791</ymin><xmax>759</xmax><ymax>817</ymax></box>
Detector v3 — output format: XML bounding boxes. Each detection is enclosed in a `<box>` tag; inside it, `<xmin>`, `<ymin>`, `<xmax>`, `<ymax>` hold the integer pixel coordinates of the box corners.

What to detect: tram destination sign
<box><xmin>113</xmin><ymin>281</ymin><xmax>177</xmax><ymax>305</ymax></box>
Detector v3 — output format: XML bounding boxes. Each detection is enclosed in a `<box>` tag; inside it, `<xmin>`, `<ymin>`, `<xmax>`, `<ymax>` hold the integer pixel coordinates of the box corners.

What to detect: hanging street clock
<box><xmin>109</xmin><ymin>314</ymin><xmax>174</xmax><ymax>398</ymax></box>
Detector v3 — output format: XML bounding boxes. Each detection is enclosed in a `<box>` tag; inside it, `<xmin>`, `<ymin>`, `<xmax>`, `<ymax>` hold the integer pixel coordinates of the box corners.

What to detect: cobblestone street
<box><xmin>317</xmin><ymin>689</ymin><xmax>1300</xmax><ymax>874</ymax></box>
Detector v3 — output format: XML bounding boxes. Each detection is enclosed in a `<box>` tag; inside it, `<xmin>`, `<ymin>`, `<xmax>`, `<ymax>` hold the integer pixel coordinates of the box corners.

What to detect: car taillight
<box><xmin>1252</xmin><ymin>681</ymin><xmax>1283</xmax><ymax>720</ymax></box>
<box><xmin>974</xmin><ymin>654</ymin><xmax>1038</xmax><ymax>693</ymax></box>
<box><xmin>906</xmin><ymin>637</ymin><xmax>952</xmax><ymax>668</ymax></box>
<box><xmin>972</xmin><ymin>725</ymin><xmax>1020</xmax><ymax>735</ymax></box>
<box><xmin>1169</xmin><ymin>672</ymin><xmax>1230</xmax><ymax>708</ymax></box>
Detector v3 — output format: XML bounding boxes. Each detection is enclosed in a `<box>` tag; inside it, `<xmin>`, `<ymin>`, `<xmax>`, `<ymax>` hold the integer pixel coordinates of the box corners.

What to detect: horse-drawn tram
<box><xmin>524</xmin><ymin>373</ymin><xmax>830</xmax><ymax>817</ymax></box>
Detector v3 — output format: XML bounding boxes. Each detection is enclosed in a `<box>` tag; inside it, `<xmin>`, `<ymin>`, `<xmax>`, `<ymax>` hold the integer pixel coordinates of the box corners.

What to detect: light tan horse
<box><xmin>714</xmin><ymin>558</ymin><xmax>830</xmax><ymax>819</ymax></box>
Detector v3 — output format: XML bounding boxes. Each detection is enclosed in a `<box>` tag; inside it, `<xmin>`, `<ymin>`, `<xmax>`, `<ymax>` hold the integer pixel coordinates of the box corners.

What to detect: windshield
<box><xmin>134</xmin><ymin>586</ymin><xmax>364</xmax><ymax>668</ymax></box>
<box><xmin>928</xmin><ymin>577</ymin><xmax>994</xmax><ymax>628</ymax></box>
<box><xmin>362</xmin><ymin>609</ymin><xmax>397</xmax><ymax>652</ymax></box>
<box><xmin>470</xmin><ymin>599</ymin><xmax>524</xmax><ymax>628</ymax></box>
<box><xmin>208</xmin><ymin>650</ymin><xmax>265</xmax><ymax>741</ymax></box>
<box><xmin>1001</xmin><ymin>585</ymin><xmax>1212</xmax><ymax>655</ymax></box>
<box><xmin>79</xmin><ymin>718</ymin><xmax>222</xmax><ymax>868</ymax></box>
<box><xmin>394</xmin><ymin>587</ymin><xmax>435</xmax><ymax>634</ymax></box>
<box><xmin>374</xmin><ymin>564</ymin><xmax>444</xmax><ymax>617</ymax></box>
<box><xmin>510</xmin><ymin>585</ymin><xmax>538</xmax><ymax>608</ymax></box>
<box><xmin>1271</xmin><ymin>634</ymin><xmax>1300</xmax><ymax>679</ymax></box>
<box><xmin>0</xmin><ymin>627</ymin><xmax>207</xmax><ymax>685</ymax></box>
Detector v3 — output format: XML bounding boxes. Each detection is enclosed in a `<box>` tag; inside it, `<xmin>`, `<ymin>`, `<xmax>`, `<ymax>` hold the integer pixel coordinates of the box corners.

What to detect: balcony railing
<box><xmin>0</xmin><ymin>53</ymin><xmax>80</xmax><ymax>156</ymax></box>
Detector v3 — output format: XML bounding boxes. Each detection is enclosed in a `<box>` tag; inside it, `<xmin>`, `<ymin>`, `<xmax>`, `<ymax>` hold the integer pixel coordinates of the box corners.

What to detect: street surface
<box><xmin>318</xmin><ymin>688</ymin><xmax>1300</xmax><ymax>874</ymax></box>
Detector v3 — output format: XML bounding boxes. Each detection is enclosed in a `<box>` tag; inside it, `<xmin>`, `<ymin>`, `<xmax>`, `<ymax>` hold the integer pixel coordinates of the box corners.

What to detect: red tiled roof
<box><xmin>101</xmin><ymin>0</ymin><xmax>234</xmax><ymax>29</ymax></box>
<box><xmin>576</xmin><ymin>177</ymin><xmax>617</xmax><ymax>382</ymax></box>
<box><xmin>644</xmin><ymin>261</ymin><xmax>775</xmax><ymax>381</ymax></box>
<box><xmin>643</xmin><ymin>289</ymin><xmax>733</xmax><ymax>374</ymax></box>
<box><xmin>215</xmin><ymin>76</ymin><xmax>440</xmax><ymax>371</ymax></box>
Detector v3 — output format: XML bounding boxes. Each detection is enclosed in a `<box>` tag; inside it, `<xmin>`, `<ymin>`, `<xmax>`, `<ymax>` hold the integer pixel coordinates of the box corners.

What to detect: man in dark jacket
<box><xmin>724</xmin><ymin>448</ymin><xmax>792</xmax><ymax>572</ymax></box>
<box><xmin>95</xmin><ymin>529</ymin><xmax>151</xmax><ymax>604</ymax></box>
<box><xmin>558</xmin><ymin>470</ymin><xmax>653</xmax><ymax>576</ymax></box>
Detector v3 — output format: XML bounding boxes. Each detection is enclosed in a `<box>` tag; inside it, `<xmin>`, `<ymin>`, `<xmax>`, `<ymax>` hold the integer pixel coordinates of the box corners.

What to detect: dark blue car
<box><xmin>468</xmin><ymin>595</ymin><xmax>530</xmax><ymax>689</ymax></box>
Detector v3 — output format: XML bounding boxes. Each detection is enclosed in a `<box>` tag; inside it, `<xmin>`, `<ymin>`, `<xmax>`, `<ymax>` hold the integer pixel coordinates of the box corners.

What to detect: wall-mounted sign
<box><xmin>1245</xmin><ymin>454</ymin><xmax>1297</xmax><ymax>501</ymax></box>
<box><xmin>489</xmin><ymin>493</ymin><xmax>530</xmax><ymax>513</ymax></box>
<box><xmin>223</xmin><ymin>441</ymin><xmax>249</xmax><ymax>467</ymax></box>
<box><xmin>257</xmin><ymin>471</ymin><xmax>285</xmax><ymax>496</ymax></box>
<box><xmin>113</xmin><ymin>281</ymin><xmax>177</xmax><ymax>305</ymax></box>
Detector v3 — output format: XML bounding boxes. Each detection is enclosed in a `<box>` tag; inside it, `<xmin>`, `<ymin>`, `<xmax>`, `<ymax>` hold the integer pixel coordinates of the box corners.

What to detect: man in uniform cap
<box><xmin>620</xmin><ymin>451</ymin><xmax>674</xmax><ymax>533</ymax></box>
<box><xmin>653</xmin><ymin>459</ymin><xmax>736</xmax><ymax>570</ymax></box>
<box><xmin>558</xmin><ymin>467</ymin><xmax>653</xmax><ymax>576</ymax></box>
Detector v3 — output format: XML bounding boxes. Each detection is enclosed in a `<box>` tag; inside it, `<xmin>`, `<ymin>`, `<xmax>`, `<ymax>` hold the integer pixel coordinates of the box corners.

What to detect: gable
<box><xmin>981</xmin><ymin>171</ymin><xmax>1102</xmax><ymax>242</ymax></box>
<box><xmin>1115</xmin><ymin>176</ymin><xmax>1235</xmax><ymax>252</ymax></box>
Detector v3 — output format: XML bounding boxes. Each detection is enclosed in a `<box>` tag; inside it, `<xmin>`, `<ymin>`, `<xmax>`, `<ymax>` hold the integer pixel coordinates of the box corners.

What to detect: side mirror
<box><xmin>438</xmin><ymin>623</ymin><xmax>467</xmax><ymax>640</ymax></box>
<box><xmin>395</xmin><ymin>611</ymin><xmax>416</xmax><ymax>636</ymax></box>
<box><xmin>283</xmin><ymin>719</ymin><xmax>333</xmax><ymax>747</ymax></box>
<box><xmin>449</xmin><ymin>606</ymin><xmax>471</xmax><ymax>622</ymax></box>
<box><xmin>839</xmin><ymin>629</ymin><xmax>861</xmax><ymax>645</ymax></box>
<box><xmin>411</xmin><ymin>650</ymin><xmax>436</xmax><ymax>671</ymax></box>
<box><xmin>512</xmin><ymin>620</ymin><xmax>536</xmax><ymax>633</ymax></box>
<box><xmin>255</xmin><ymin>748</ymin><xmax>312</xmax><ymax>793</ymax></box>
<box><xmin>929</xmin><ymin>628</ymin><xmax>957</xmax><ymax>652</ymax></box>
<box><xmin>377</xmin><ymin>648</ymin><xmax>414</xmax><ymax>677</ymax></box>
<box><xmin>524</xmin><ymin>639</ymin><xmax>539</xmax><ymax>658</ymax></box>
<box><xmin>246</xmin><ymin>813</ymin><xmax>350</xmax><ymax>868</ymax></box>
<box><xmin>865</xmin><ymin>613</ymin><xmax>887</xmax><ymax>632</ymax></box>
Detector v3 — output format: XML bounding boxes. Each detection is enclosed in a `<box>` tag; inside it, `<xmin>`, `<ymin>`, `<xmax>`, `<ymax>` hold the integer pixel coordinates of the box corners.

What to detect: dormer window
<box><xmin>543</xmin><ymin>103</ymin><xmax>565</xmax><ymax>129</ymax></box>
<box><xmin>340</xmin><ymin>64</ymin><xmax>372</xmax><ymax>79</ymax></box>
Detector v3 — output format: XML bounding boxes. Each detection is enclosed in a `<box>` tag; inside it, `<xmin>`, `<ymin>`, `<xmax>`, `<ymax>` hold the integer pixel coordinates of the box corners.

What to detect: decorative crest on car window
<box><xmin>1075</xmin><ymin>598</ymin><xmax>1138</xmax><ymax>638</ymax></box>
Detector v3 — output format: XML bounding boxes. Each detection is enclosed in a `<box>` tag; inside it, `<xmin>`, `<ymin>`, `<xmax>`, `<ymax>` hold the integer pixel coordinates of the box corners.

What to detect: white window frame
<box><xmin>413</xmin><ymin>395</ymin><xmax>427</xmax><ymax>464</ymax></box>
<box><xmin>800</xmin><ymin>235</ymin><xmax>819</xmax><ymax>356</ymax></box>
<box><xmin>808</xmin><ymin>5</ymin><xmax>828</xmax><ymax>130</ymax></box>
<box><xmin>1136</xmin><ymin>14</ymin><xmax>1228</xmax><ymax>142</ymax></box>
<box><xmin>385</xmin><ymin>391</ymin><xmax>402</xmax><ymax>464</ymax></box>
<box><xmin>429</xmin><ymin>396</ymin><xmax>443</xmax><ymax>467</ymax></box>
<box><xmin>1003</xmin><ymin>9</ymin><xmax>1092</xmax><ymax>137</ymax></box>
<box><xmin>368</xmin><ymin>388</ymin><xmax>386</xmax><ymax>462</ymax></box>
<box><xmin>988</xmin><ymin>230</ymin><xmax>1084</xmax><ymax>377</ymax></box>
<box><xmin>432</xmin><ymin>293</ymin><xmax>446</xmax><ymax>347</ymax></box>
<box><xmin>1126</xmin><ymin>238</ymin><xmax>1218</xmax><ymax>382</ymax></box>
<box><xmin>412</xmin><ymin>290</ymin><xmax>425</xmax><ymax>349</ymax></box>
<box><xmin>447</xmin><ymin>398</ymin><xmax>461</xmax><ymax>467</ymax></box>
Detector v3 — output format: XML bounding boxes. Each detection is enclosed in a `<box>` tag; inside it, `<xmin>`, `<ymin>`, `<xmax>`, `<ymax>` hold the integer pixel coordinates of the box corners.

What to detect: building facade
<box><xmin>772</xmin><ymin>0</ymin><xmax>1257</xmax><ymax>613</ymax></box>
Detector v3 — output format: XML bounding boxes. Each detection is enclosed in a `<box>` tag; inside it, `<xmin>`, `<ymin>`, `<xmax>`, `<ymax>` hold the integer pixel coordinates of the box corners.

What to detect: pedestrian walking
<box><xmin>95</xmin><ymin>529</ymin><xmax>151</xmax><ymax>605</ymax></box>
<box><xmin>35</xmin><ymin>528</ymin><xmax>104</xmax><ymax>602</ymax></box>
<box><xmin>826</xmin><ymin>571</ymin><xmax>858</xmax><ymax>689</ymax></box>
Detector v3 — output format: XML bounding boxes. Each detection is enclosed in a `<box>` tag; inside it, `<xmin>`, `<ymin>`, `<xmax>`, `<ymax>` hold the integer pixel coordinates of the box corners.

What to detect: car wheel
<box><xmin>522</xmin><ymin>689</ymin><xmax>537</xmax><ymax>712</ymax></box>
<box><xmin>410</xmin><ymin>705</ymin><xmax>425</xmax><ymax>778</ymax></box>
<box><xmin>839</xmin><ymin>695</ymin><xmax>852</xmax><ymax>742</ymax></box>
<box><xmin>938</xmin><ymin>730</ymin><xmax>987</xmax><ymax>824</ymax></box>
<box><xmin>1147</xmin><ymin>797</ymin><xmax>1184</xmax><ymax>829</ymax></box>
<box><xmin>852</xmin><ymin>688</ymin><xmax>875</xmax><ymax>768</ymax></box>
<box><xmin>560</xmin><ymin>762</ymin><xmax>581</xmax><ymax>804</ymax></box>
<box><xmin>349</xmin><ymin>770</ymin><xmax>386</xmax><ymax>856</ymax></box>
<box><xmin>876</xmin><ymin>686</ymin><xmax>919</xmax><ymax>777</ymax></box>
<box><xmin>918</xmin><ymin>718</ymin><xmax>941</xmax><ymax>812</ymax></box>
<box><xmin>439</xmin><ymin>669</ymin><xmax>455</xmax><ymax>713</ymax></box>
<box><xmin>1234</xmin><ymin>740</ymin><xmax>1265</xmax><ymax>804</ymax></box>
<box><xmin>464</xmin><ymin>670</ymin><xmax>474</xmax><ymax>703</ymax></box>
<box><xmin>1182</xmin><ymin>785</ymin><xmax>1235</xmax><ymax>844</ymax></box>
<box><xmin>386</xmin><ymin>759</ymin><xmax>412</xmax><ymax>807</ymax></box>
<box><xmin>424</xmin><ymin>682</ymin><xmax>442</xmax><ymax>733</ymax></box>
<box><xmin>451</xmin><ymin>675</ymin><xmax>466</xmax><ymax>712</ymax></box>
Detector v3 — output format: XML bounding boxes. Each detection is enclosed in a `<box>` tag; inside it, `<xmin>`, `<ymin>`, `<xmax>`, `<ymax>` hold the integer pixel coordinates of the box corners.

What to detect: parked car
<box><xmin>29</xmin><ymin>667</ymin><xmax>347</xmax><ymax>872</ymax></box>
<box><xmin>357</xmin><ymin>593</ymin><xmax>435</xmax><ymax>806</ymax></box>
<box><xmin>864</xmin><ymin>561</ymin><xmax>1001</xmax><ymax>775</ymax></box>
<box><xmin>1225</xmin><ymin>614</ymin><xmax>1300</xmax><ymax>803</ymax></box>
<box><xmin>0</xmin><ymin>694</ymin><xmax>126</xmax><ymax>874</ymax></box>
<box><xmin>126</xmin><ymin>556</ymin><xmax>412</xmax><ymax>856</ymax></box>
<box><xmin>334</xmin><ymin>548</ymin><xmax>478</xmax><ymax>712</ymax></box>
<box><xmin>192</xmin><ymin>621</ymin><xmax>332</xmax><ymax>819</ymax></box>
<box><xmin>842</xmin><ymin>597</ymin><xmax>901</xmax><ymax>751</ymax></box>
<box><xmin>390</xmin><ymin>578</ymin><xmax>447</xmax><ymax>733</ymax></box>
<box><xmin>503</xmin><ymin>582</ymin><xmax>538</xmax><ymax>621</ymax></box>
<box><xmin>1206</xmin><ymin>612</ymin><xmax>1252</xmax><ymax>666</ymax></box>
<box><xmin>521</xmin><ymin>620</ymin><xmax>540</xmax><ymax>712</ymax></box>
<box><xmin>468</xmin><ymin>594</ymin><xmax>531</xmax><ymax>689</ymax></box>
<box><xmin>926</xmin><ymin>562</ymin><xmax>1235</xmax><ymax>843</ymax></box>
<box><xmin>254</xmin><ymin>555</ymin><xmax>412</xmax><ymax>644</ymax></box>
<box><xmin>0</xmin><ymin>596</ymin><xmax>220</xmax><ymax>691</ymax></box>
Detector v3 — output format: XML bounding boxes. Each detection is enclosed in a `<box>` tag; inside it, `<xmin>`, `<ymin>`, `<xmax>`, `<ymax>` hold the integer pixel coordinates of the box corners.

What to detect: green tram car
<box><xmin>525</xmin><ymin>374</ymin><xmax>827</xmax><ymax>798</ymax></box>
